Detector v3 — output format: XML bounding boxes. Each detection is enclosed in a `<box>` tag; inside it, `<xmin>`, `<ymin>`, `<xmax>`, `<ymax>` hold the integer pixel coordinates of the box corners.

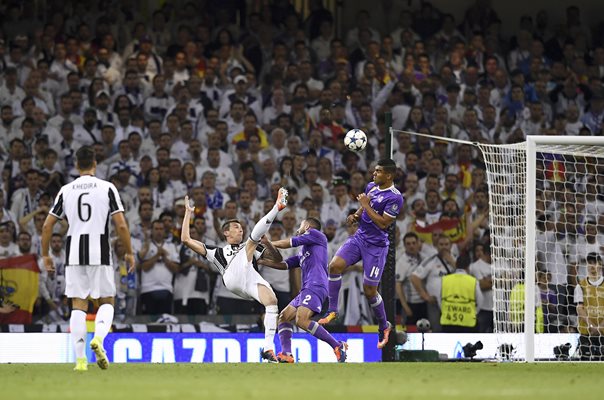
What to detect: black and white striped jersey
<box><xmin>49</xmin><ymin>174</ymin><xmax>125</xmax><ymax>266</ymax></box>
<box><xmin>204</xmin><ymin>242</ymin><xmax>265</xmax><ymax>275</ymax></box>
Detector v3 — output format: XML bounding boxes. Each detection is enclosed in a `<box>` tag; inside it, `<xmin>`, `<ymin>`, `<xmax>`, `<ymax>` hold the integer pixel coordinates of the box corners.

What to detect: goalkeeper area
<box><xmin>2</xmin><ymin>363</ymin><xmax>601</xmax><ymax>400</ymax></box>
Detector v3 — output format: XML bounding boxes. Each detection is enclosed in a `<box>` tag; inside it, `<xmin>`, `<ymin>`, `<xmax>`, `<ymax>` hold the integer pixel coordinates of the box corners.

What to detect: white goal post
<box><xmin>482</xmin><ymin>135</ymin><xmax>604</xmax><ymax>362</ymax></box>
<box><xmin>392</xmin><ymin>128</ymin><xmax>604</xmax><ymax>361</ymax></box>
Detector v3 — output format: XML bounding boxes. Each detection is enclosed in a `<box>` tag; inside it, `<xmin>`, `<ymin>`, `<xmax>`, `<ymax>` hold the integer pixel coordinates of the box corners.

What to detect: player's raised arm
<box><xmin>181</xmin><ymin>195</ymin><xmax>207</xmax><ymax>256</ymax></box>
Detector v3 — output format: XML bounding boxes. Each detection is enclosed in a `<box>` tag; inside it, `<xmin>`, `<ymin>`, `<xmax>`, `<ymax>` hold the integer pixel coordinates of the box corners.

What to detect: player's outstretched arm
<box><xmin>112</xmin><ymin>211</ymin><xmax>136</xmax><ymax>272</ymax></box>
<box><xmin>257</xmin><ymin>258</ymin><xmax>288</xmax><ymax>270</ymax></box>
<box><xmin>181</xmin><ymin>195</ymin><xmax>207</xmax><ymax>256</ymax></box>
<box><xmin>260</xmin><ymin>236</ymin><xmax>283</xmax><ymax>262</ymax></box>
<box><xmin>271</xmin><ymin>238</ymin><xmax>293</xmax><ymax>249</ymax></box>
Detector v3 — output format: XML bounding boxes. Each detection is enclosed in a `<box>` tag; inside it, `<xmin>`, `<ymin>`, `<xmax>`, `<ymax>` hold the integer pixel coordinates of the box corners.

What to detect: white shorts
<box><xmin>223</xmin><ymin>250</ymin><xmax>272</xmax><ymax>302</ymax></box>
<box><xmin>65</xmin><ymin>265</ymin><xmax>116</xmax><ymax>299</ymax></box>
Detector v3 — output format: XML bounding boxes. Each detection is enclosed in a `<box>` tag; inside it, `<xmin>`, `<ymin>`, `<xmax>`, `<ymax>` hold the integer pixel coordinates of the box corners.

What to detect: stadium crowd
<box><xmin>0</xmin><ymin>0</ymin><xmax>603</xmax><ymax>335</ymax></box>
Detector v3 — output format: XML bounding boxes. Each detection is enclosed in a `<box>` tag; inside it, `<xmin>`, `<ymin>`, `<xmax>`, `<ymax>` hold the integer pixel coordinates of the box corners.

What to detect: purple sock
<box><xmin>307</xmin><ymin>321</ymin><xmax>339</xmax><ymax>349</ymax></box>
<box><xmin>278</xmin><ymin>322</ymin><xmax>293</xmax><ymax>354</ymax></box>
<box><xmin>369</xmin><ymin>294</ymin><xmax>388</xmax><ymax>331</ymax></box>
<box><xmin>327</xmin><ymin>274</ymin><xmax>342</xmax><ymax>313</ymax></box>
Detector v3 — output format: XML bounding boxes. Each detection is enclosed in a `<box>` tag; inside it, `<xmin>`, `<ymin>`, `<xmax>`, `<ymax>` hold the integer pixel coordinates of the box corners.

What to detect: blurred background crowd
<box><xmin>0</xmin><ymin>0</ymin><xmax>603</xmax><ymax>332</ymax></box>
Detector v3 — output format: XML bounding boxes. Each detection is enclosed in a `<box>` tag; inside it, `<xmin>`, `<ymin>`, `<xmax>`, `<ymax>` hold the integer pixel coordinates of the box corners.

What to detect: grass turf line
<box><xmin>1</xmin><ymin>363</ymin><xmax>602</xmax><ymax>400</ymax></box>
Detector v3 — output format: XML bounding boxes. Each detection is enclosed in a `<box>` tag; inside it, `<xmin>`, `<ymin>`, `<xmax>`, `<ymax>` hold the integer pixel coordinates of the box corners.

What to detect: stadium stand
<box><xmin>0</xmin><ymin>0</ymin><xmax>603</xmax><ymax>340</ymax></box>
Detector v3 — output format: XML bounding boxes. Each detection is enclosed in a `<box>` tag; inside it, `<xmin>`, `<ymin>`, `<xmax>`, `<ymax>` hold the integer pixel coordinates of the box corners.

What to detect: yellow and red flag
<box><xmin>0</xmin><ymin>255</ymin><xmax>40</xmax><ymax>324</ymax></box>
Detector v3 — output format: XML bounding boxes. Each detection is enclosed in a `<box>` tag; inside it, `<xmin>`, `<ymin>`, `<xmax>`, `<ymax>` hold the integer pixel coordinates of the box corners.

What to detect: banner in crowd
<box><xmin>0</xmin><ymin>255</ymin><xmax>40</xmax><ymax>324</ymax></box>
<box><xmin>413</xmin><ymin>218</ymin><xmax>465</xmax><ymax>244</ymax></box>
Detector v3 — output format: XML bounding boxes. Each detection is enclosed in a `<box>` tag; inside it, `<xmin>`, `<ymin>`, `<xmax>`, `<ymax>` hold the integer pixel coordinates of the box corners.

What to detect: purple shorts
<box><xmin>289</xmin><ymin>287</ymin><xmax>327</xmax><ymax>314</ymax></box>
<box><xmin>335</xmin><ymin>234</ymin><xmax>388</xmax><ymax>287</ymax></box>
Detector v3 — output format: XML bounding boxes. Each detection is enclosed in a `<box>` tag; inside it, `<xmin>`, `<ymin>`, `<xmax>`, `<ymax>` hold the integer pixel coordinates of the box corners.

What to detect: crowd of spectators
<box><xmin>0</xmin><ymin>1</ymin><xmax>603</xmax><ymax>331</ymax></box>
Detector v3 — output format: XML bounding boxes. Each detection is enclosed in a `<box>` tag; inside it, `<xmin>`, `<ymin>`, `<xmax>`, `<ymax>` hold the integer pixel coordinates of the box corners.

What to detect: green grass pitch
<box><xmin>1</xmin><ymin>363</ymin><xmax>602</xmax><ymax>400</ymax></box>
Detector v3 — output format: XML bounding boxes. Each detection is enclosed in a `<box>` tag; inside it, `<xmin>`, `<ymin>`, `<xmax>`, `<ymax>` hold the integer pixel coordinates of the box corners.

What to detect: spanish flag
<box><xmin>0</xmin><ymin>255</ymin><xmax>40</xmax><ymax>324</ymax></box>
<box><xmin>412</xmin><ymin>218</ymin><xmax>466</xmax><ymax>245</ymax></box>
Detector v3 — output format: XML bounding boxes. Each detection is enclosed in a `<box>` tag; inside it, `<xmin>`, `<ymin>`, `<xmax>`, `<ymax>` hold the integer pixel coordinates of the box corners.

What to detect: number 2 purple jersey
<box><xmin>357</xmin><ymin>182</ymin><xmax>404</xmax><ymax>246</ymax></box>
<box><xmin>284</xmin><ymin>228</ymin><xmax>329</xmax><ymax>293</ymax></box>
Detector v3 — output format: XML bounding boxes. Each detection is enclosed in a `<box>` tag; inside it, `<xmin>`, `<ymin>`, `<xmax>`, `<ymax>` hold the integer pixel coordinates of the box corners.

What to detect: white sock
<box><xmin>263</xmin><ymin>305</ymin><xmax>278</xmax><ymax>351</ymax></box>
<box><xmin>251</xmin><ymin>206</ymin><xmax>279</xmax><ymax>242</ymax></box>
<box><xmin>94</xmin><ymin>304</ymin><xmax>114</xmax><ymax>342</ymax></box>
<box><xmin>70</xmin><ymin>309</ymin><xmax>87</xmax><ymax>359</ymax></box>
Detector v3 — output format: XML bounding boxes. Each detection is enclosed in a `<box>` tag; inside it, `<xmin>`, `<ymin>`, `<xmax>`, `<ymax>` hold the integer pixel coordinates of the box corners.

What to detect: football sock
<box><xmin>369</xmin><ymin>294</ymin><xmax>388</xmax><ymax>331</ymax></box>
<box><xmin>70</xmin><ymin>309</ymin><xmax>87</xmax><ymax>359</ymax></box>
<box><xmin>278</xmin><ymin>322</ymin><xmax>293</xmax><ymax>354</ymax></box>
<box><xmin>250</xmin><ymin>206</ymin><xmax>279</xmax><ymax>242</ymax></box>
<box><xmin>307</xmin><ymin>321</ymin><xmax>339</xmax><ymax>349</ymax></box>
<box><xmin>263</xmin><ymin>305</ymin><xmax>278</xmax><ymax>351</ymax></box>
<box><xmin>327</xmin><ymin>274</ymin><xmax>342</xmax><ymax>313</ymax></box>
<box><xmin>94</xmin><ymin>304</ymin><xmax>114</xmax><ymax>342</ymax></box>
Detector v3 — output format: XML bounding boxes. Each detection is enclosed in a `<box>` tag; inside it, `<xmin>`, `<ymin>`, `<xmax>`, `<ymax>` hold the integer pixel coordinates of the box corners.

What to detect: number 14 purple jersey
<box><xmin>357</xmin><ymin>182</ymin><xmax>404</xmax><ymax>247</ymax></box>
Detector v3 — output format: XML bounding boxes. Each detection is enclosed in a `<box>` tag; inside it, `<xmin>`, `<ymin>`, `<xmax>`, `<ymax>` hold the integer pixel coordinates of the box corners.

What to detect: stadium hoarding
<box><xmin>0</xmin><ymin>333</ymin><xmax>381</xmax><ymax>363</ymax></box>
<box><xmin>0</xmin><ymin>332</ymin><xmax>581</xmax><ymax>363</ymax></box>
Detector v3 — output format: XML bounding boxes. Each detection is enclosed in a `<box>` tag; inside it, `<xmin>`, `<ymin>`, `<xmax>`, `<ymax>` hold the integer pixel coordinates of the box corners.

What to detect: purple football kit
<box><xmin>335</xmin><ymin>182</ymin><xmax>404</xmax><ymax>286</ymax></box>
<box><xmin>284</xmin><ymin>228</ymin><xmax>329</xmax><ymax>314</ymax></box>
<box><xmin>278</xmin><ymin>228</ymin><xmax>344</xmax><ymax>357</ymax></box>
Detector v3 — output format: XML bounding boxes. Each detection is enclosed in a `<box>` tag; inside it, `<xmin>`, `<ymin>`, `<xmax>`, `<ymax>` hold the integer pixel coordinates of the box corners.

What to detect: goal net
<box><xmin>391</xmin><ymin>128</ymin><xmax>604</xmax><ymax>361</ymax></box>
<box><xmin>478</xmin><ymin>136</ymin><xmax>604</xmax><ymax>361</ymax></box>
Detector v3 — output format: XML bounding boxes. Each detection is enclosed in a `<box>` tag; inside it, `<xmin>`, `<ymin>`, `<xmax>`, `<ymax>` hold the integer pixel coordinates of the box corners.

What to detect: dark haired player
<box><xmin>181</xmin><ymin>188</ymin><xmax>288</xmax><ymax>362</ymax></box>
<box><xmin>319</xmin><ymin>159</ymin><xmax>403</xmax><ymax>349</ymax></box>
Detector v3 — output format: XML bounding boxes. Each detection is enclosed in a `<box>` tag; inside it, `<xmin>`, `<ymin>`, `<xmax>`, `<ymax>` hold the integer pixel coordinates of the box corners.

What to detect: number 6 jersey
<box><xmin>49</xmin><ymin>174</ymin><xmax>125</xmax><ymax>266</ymax></box>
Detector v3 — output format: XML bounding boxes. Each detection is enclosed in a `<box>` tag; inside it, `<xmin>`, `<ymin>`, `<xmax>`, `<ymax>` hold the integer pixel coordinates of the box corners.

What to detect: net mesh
<box><xmin>478</xmin><ymin>141</ymin><xmax>604</xmax><ymax>361</ymax></box>
<box><xmin>391</xmin><ymin>128</ymin><xmax>604</xmax><ymax>360</ymax></box>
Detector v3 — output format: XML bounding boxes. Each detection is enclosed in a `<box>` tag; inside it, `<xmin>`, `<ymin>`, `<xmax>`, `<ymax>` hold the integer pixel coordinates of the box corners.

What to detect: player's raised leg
<box><xmin>249</xmin><ymin>187</ymin><xmax>288</xmax><ymax>245</ymax></box>
<box><xmin>257</xmin><ymin>283</ymin><xmax>279</xmax><ymax>363</ymax></box>
<box><xmin>71</xmin><ymin>298</ymin><xmax>88</xmax><ymax>371</ymax></box>
<box><xmin>277</xmin><ymin>305</ymin><xmax>297</xmax><ymax>363</ymax></box>
<box><xmin>90</xmin><ymin>297</ymin><xmax>113</xmax><ymax>369</ymax></box>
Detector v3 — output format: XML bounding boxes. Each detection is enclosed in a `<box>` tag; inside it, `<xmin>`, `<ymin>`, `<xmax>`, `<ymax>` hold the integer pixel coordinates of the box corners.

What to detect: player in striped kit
<box><xmin>180</xmin><ymin>188</ymin><xmax>288</xmax><ymax>362</ymax></box>
<box><xmin>41</xmin><ymin>146</ymin><xmax>135</xmax><ymax>371</ymax></box>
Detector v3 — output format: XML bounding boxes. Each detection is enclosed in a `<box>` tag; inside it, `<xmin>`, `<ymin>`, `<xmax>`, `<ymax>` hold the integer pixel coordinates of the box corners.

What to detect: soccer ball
<box><xmin>416</xmin><ymin>318</ymin><xmax>431</xmax><ymax>333</ymax></box>
<box><xmin>344</xmin><ymin>129</ymin><xmax>367</xmax><ymax>152</ymax></box>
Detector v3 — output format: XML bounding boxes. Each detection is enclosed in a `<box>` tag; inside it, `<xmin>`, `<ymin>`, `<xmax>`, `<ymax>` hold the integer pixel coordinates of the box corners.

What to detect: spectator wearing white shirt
<box><xmin>197</xmin><ymin>147</ymin><xmax>238</xmax><ymax>198</ymax></box>
<box><xmin>139</xmin><ymin>220</ymin><xmax>180</xmax><ymax>315</ymax></box>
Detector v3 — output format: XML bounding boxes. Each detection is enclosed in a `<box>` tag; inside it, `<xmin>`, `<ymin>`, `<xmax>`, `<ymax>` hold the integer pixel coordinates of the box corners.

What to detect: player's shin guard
<box><xmin>70</xmin><ymin>309</ymin><xmax>87</xmax><ymax>359</ymax></box>
<box><xmin>94</xmin><ymin>304</ymin><xmax>114</xmax><ymax>341</ymax></box>
<box><xmin>327</xmin><ymin>274</ymin><xmax>342</xmax><ymax>312</ymax></box>
<box><xmin>264</xmin><ymin>305</ymin><xmax>278</xmax><ymax>351</ymax></box>
<box><xmin>278</xmin><ymin>322</ymin><xmax>293</xmax><ymax>354</ymax></box>
<box><xmin>307</xmin><ymin>321</ymin><xmax>339</xmax><ymax>349</ymax></box>
<box><xmin>250</xmin><ymin>206</ymin><xmax>280</xmax><ymax>242</ymax></box>
<box><xmin>369</xmin><ymin>293</ymin><xmax>388</xmax><ymax>331</ymax></box>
